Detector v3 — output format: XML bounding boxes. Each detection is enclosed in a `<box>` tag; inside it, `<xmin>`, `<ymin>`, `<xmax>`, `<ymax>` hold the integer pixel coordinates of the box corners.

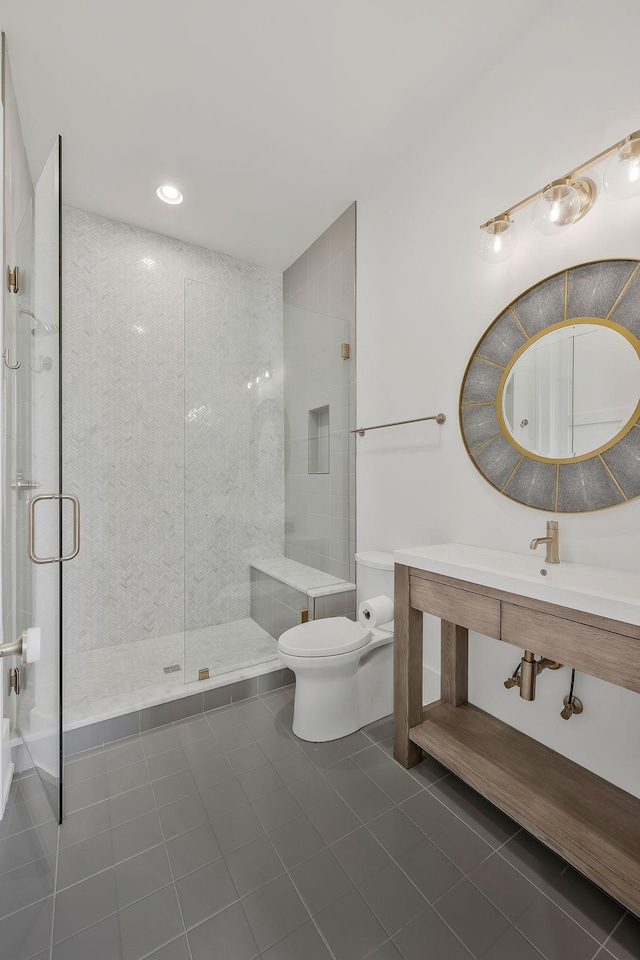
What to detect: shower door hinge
<box><xmin>340</xmin><ymin>343</ymin><xmax>350</xmax><ymax>360</ymax></box>
<box><xmin>9</xmin><ymin>667</ymin><xmax>20</xmax><ymax>696</ymax></box>
<box><xmin>299</xmin><ymin>609</ymin><xmax>309</xmax><ymax>624</ymax></box>
<box><xmin>198</xmin><ymin>668</ymin><xmax>209</xmax><ymax>681</ymax></box>
<box><xmin>7</xmin><ymin>266</ymin><xmax>19</xmax><ymax>293</ymax></box>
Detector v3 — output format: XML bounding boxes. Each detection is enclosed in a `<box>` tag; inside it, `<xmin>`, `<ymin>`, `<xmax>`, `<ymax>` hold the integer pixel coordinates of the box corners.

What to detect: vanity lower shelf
<box><xmin>411</xmin><ymin>700</ymin><xmax>640</xmax><ymax>915</ymax></box>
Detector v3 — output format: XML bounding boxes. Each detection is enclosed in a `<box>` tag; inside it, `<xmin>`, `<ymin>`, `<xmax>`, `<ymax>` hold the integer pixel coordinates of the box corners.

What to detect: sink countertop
<box><xmin>394</xmin><ymin>543</ymin><xmax>640</xmax><ymax>627</ymax></box>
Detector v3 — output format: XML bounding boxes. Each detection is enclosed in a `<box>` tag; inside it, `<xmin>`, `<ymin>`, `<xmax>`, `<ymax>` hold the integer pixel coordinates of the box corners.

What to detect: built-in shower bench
<box><xmin>250</xmin><ymin>558</ymin><xmax>356</xmax><ymax>639</ymax></box>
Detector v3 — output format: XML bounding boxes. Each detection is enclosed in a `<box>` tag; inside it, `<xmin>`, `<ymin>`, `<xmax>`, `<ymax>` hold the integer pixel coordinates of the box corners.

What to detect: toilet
<box><xmin>277</xmin><ymin>551</ymin><xmax>394</xmax><ymax>742</ymax></box>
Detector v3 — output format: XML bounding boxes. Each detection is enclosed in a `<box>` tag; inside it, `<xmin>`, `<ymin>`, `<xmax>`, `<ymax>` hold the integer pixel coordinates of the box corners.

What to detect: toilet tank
<box><xmin>355</xmin><ymin>551</ymin><xmax>394</xmax><ymax>606</ymax></box>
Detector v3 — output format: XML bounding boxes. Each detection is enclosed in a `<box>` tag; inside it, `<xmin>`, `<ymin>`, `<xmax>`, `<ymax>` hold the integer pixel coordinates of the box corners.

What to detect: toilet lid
<box><xmin>278</xmin><ymin>617</ymin><xmax>371</xmax><ymax>658</ymax></box>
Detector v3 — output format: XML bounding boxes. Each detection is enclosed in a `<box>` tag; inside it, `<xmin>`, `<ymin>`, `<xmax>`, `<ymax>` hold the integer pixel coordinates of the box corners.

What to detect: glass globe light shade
<box><xmin>479</xmin><ymin>217</ymin><xmax>517</xmax><ymax>263</ymax></box>
<box><xmin>603</xmin><ymin>136</ymin><xmax>640</xmax><ymax>199</ymax></box>
<box><xmin>532</xmin><ymin>181</ymin><xmax>583</xmax><ymax>234</ymax></box>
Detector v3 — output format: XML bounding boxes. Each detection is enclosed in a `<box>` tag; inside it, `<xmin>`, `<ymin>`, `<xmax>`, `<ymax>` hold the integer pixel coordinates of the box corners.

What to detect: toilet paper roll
<box><xmin>359</xmin><ymin>595</ymin><xmax>394</xmax><ymax>627</ymax></box>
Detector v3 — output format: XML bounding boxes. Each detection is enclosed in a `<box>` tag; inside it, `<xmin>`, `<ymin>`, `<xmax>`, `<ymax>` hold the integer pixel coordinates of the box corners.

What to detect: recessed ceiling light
<box><xmin>156</xmin><ymin>184</ymin><xmax>183</xmax><ymax>204</ymax></box>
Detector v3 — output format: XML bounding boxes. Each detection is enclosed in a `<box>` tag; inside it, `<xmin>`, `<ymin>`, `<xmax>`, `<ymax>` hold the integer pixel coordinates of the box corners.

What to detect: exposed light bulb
<box><xmin>532</xmin><ymin>179</ymin><xmax>595</xmax><ymax>235</ymax></box>
<box><xmin>479</xmin><ymin>216</ymin><xmax>517</xmax><ymax>263</ymax></box>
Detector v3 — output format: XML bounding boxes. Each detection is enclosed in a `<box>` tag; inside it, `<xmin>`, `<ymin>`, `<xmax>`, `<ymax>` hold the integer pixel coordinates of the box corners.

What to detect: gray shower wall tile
<box><xmin>62</xmin><ymin>206</ymin><xmax>283</xmax><ymax>656</ymax></box>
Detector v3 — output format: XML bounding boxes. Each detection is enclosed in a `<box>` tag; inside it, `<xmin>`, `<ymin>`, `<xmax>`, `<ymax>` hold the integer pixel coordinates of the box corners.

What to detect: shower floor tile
<box><xmin>63</xmin><ymin>619</ymin><xmax>279</xmax><ymax>727</ymax></box>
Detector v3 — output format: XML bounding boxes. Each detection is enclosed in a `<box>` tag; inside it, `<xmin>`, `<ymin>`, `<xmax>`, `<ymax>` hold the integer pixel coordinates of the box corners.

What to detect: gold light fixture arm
<box><xmin>480</xmin><ymin>130</ymin><xmax>640</xmax><ymax>229</ymax></box>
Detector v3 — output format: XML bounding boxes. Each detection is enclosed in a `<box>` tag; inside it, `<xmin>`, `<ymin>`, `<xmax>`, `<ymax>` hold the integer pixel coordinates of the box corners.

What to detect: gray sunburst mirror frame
<box><xmin>460</xmin><ymin>259</ymin><xmax>640</xmax><ymax>512</ymax></box>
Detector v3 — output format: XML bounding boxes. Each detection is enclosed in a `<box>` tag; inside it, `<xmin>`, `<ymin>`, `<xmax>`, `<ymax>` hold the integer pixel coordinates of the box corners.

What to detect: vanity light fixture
<box><xmin>156</xmin><ymin>184</ymin><xmax>183</xmax><ymax>205</ymax></box>
<box><xmin>480</xmin><ymin>129</ymin><xmax>640</xmax><ymax>262</ymax></box>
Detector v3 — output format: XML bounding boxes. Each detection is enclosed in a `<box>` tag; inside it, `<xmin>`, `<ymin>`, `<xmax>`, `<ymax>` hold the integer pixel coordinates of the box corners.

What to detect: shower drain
<box><xmin>163</xmin><ymin>664</ymin><xmax>182</xmax><ymax>674</ymax></box>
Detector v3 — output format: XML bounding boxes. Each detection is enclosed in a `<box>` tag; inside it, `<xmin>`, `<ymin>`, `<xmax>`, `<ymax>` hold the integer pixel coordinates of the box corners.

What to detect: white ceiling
<box><xmin>1</xmin><ymin>0</ymin><xmax>548</xmax><ymax>270</ymax></box>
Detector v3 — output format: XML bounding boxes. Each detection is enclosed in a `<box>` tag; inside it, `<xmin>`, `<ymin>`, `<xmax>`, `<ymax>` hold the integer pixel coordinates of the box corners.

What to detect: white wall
<box><xmin>356</xmin><ymin>0</ymin><xmax>640</xmax><ymax>797</ymax></box>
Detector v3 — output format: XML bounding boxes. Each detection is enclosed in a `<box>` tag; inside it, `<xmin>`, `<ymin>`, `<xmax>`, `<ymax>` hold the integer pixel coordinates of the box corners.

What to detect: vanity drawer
<box><xmin>410</xmin><ymin>577</ymin><xmax>500</xmax><ymax>639</ymax></box>
<box><xmin>502</xmin><ymin>602</ymin><xmax>640</xmax><ymax>694</ymax></box>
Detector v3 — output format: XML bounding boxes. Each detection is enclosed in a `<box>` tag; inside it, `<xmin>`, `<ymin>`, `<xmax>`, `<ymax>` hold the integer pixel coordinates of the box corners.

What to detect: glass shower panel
<box><xmin>183</xmin><ymin>279</ymin><xmax>283</xmax><ymax>683</ymax></box>
<box><xmin>9</xmin><ymin>139</ymin><xmax>63</xmax><ymax>819</ymax></box>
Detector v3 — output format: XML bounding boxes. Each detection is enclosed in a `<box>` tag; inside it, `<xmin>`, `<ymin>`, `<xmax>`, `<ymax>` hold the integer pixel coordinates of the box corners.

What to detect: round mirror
<box><xmin>459</xmin><ymin>259</ymin><xmax>640</xmax><ymax>512</ymax></box>
<box><xmin>500</xmin><ymin>320</ymin><xmax>640</xmax><ymax>461</ymax></box>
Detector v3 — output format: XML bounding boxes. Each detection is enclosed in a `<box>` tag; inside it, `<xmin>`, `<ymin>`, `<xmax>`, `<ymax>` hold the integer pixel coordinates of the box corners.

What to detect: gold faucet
<box><xmin>530</xmin><ymin>520</ymin><xmax>559</xmax><ymax>564</ymax></box>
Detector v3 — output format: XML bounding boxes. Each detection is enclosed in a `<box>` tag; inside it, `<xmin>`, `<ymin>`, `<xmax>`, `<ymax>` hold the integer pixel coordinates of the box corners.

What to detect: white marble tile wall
<box><xmin>62</xmin><ymin>207</ymin><xmax>283</xmax><ymax>655</ymax></box>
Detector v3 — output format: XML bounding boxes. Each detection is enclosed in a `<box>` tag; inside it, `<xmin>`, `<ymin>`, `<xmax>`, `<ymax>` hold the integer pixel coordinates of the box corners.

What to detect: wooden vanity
<box><xmin>393</xmin><ymin>558</ymin><xmax>640</xmax><ymax>916</ymax></box>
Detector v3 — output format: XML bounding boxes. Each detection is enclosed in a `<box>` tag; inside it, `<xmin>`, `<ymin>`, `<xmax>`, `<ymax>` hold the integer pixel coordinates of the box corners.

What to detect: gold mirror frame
<box><xmin>460</xmin><ymin>259</ymin><xmax>640</xmax><ymax>512</ymax></box>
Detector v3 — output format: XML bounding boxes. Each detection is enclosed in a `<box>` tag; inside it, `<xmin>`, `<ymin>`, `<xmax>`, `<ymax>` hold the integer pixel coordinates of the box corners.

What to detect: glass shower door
<box><xmin>7</xmin><ymin>138</ymin><xmax>64</xmax><ymax>820</ymax></box>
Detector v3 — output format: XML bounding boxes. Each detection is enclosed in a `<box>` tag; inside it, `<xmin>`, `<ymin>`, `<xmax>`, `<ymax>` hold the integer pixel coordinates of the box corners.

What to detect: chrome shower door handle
<box><xmin>27</xmin><ymin>493</ymin><xmax>80</xmax><ymax>564</ymax></box>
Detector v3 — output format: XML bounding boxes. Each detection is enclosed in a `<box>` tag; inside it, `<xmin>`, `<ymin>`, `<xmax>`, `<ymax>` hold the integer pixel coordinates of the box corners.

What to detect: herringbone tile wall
<box><xmin>62</xmin><ymin>207</ymin><xmax>283</xmax><ymax>656</ymax></box>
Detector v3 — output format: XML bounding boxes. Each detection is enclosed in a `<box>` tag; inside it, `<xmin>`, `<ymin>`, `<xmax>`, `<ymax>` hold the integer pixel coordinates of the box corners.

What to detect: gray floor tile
<box><xmin>392</xmin><ymin>904</ymin><xmax>473</xmax><ymax>960</ymax></box>
<box><xmin>246</xmin><ymin>714</ymin><xmax>288</xmax><ymax>741</ymax></box>
<box><xmin>212</xmin><ymin>803</ymin><xmax>265</xmax><ymax>855</ymax></box>
<box><xmin>290</xmin><ymin>847</ymin><xmax>352</xmax><ymax>914</ymax></box>
<box><xmin>406</xmin><ymin>754</ymin><xmax>450</xmax><ymax>788</ymax></box>
<box><xmin>145</xmin><ymin>935</ymin><xmax>191</xmax><ymax>960</ymax></box>
<box><xmin>146</xmin><ymin>747</ymin><xmax>189</xmax><ymax>782</ymax></box>
<box><xmin>211</xmin><ymin>723</ymin><xmax>256</xmax><ymax>752</ymax></box>
<box><xmin>54</xmin><ymin>868</ymin><xmax>118</xmax><ymax>943</ymax></box>
<box><xmin>315</xmin><ymin>887</ymin><xmax>387</xmax><ymax>960</ymax></box>
<box><xmin>323</xmin><ymin>757</ymin><xmax>394</xmax><ymax>822</ymax></box>
<box><xmin>115</xmin><ymin>843</ymin><xmax>173</xmax><ymax>909</ymax></box>
<box><xmin>119</xmin><ymin>884</ymin><xmax>185</xmax><ymax>960</ymax></box>
<box><xmin>272</xmin><ymin>751</ymin><xmax>317</xmax><ymax>784</ymax></box>
<box><xmin>545</xmin><ymin>869</ymin><xmax>625</xmax><ymax>943</ymax></box>
<box><xmin>176</xmin><ymin>857</ymin><xmax>238</xmax><ymax>929</ymax></box>
<box><xmin>307</xmin><ymin>793</ymin><xmax>361</xmax><ymax>844</ymax></box>
<box><xmin>242</xmin><ymin>873</ymin><xmax>309</xmax><ymax>952</ymax></box>
<box><xmin>0</xmin><ymin>896</ymin><xmax>54</xmax><ymax>960</ymax></box>
<box><xmin>234</xmin><ymin>698</ymin><xmax>271</xmax><ymax>723</ymax></box>
<box><xmin>59</xmin><ymin>801</ymin><xmax>111</xmax><ymax>849</ymax></box>
<box><xmin>141</xmin><ymin>727</ymin><xmax>181</xmax><ymax>758</ymax></box>
<box><xmin>181</xmin><ymin>735</ymin><xmax>226</xmax><ymax>768</ymax></box>
<box><xmin>468</xmin><ymin>851</ymin><xmax>540</xmax><ymax>921</ymax></box>
<box><xmin>331</xmin><ymin>827</ymin><xmax>394</xmax><ymax>885</ymax></box>
<box><xmin>158</xmin><ymin>792</ymin><xmax>208</xmax><ymax>840</ymax></box>
<box><xmin>174</xmin><ymin>716</ymin><xmax>213</xmax><ymax>745</ymax></box>
<box><xmin>363</xmin><ymin>716</ymin><xmax>394</xmax><ymax>743</ymax></box>
<box><xmin>359</xmin><ymin>861</ymin><xmax>427</xmax><ymax>936</ymax></box>
<box><xmin>62</xmin><ymin>776</ymin><xmax>108</xmax><ymax>815</ymax></box>
<box><xmin>106</xmin><ymin>760</ymin><xmax>150</xmax><ymax>798</ymax></box>
<box><xmin>200</xmin><ymin>776</ymin><xmax>250</xmax><ymax>820</ymax></box>
<box><xmin>166</xmin><ymin>822</ymin><xmax>222</xmax><ymax>879</ymax></box>
<box><xmin>152</xmin><ymin>769</ymin><xmax>198</xmax><ymax>808</ymax></box>
<box><xmin>434</xmin><ymin>878</ymin><xmax>511</xmax><ymax>957</ymax></box>
<box><xmin>288</xmin><ymin>771</ymin><xmax>338</xmax><ymax>813</ymax></box>
<box><xmin>258</xmin><ymin>730</ymin><xmax>298</xmax><ymax>762</ymax></box>
<box><xmin>606</xmin><ymin>914</ymin><xmax>640</xmax><ymax>960</ymax></box>
<box><xmin>428</xmin><ymin>776</ymin><xmax>519</xmax><ymax>849</ymax></box>
<box><xmin>261</xmin><ymin>920</ymin><xmax>333</xmax><ymax>959</ymax></box>
<box><xmin>0</xmin><ymin>854</ymin><xmax>56</xmax><ymax>921</ymax></box>
<box><xmin>269</xmin><ymin>814</ymin><xmax>326</xmax><ymax>868</ymax></box>
<box><xmin>56</xmin><ymin>830</ymin><xmax>114</xmax><ymax>889</ymax></box>
<box><xmin>368</xmin><ymin>808</ymin><xmax>426</xmax><ymax>859</ymax></box>
<box><xmin>111</xmin><ymin>811</ymin><xmax>164</xmax><ymax>864</ymax></box>
<box><xmin>351</xmin><ymin>746</ymin><xmax>421</xmax><ymax>803</ymax></box>
<box><xmin>430</xmin><ymin>817</ymin><xmax>493</xmax><ymax>873</ymax></box>
<box><xmin>52</xmin><ymin>914</ymin><xmax>122</xmax><ymax>960</ymax></box>
<box><xmin>334</xmin><ymin>731</ymin><xmax>371</xmax><ymax>756</ymax></box>
<box><xmin>187</xmin><ymin>901</ymin><xmax>258</xmax><ymax>960</ymax></box>
<box><xmin>483</xmin><ymin>925</ymin><xmax>547</xmax><ymax>960</ymax></box>
<box><xmin>499</xmin><ymin>832</ymin><xmax>568</xmax><ymax>891</ymax></box>
<box><xmin>399</xmin><ymin>790</ymin><xmax>456</xmax><ymax>837</ymax></box>
<box><xmin>252</xmin><ymin>786</ymin><xmax>303</xmax><ymax>832</ymax></box>
<box><xmin>14</xmin><ymin>774</ymin><xmax>49</xmax><ymax>805</ymax></box>
<box><xmin>108</xmin><ymin>783</ymin><xmax>156</xmax><ymax>827</ymax></box>
<box><xmin>365</xmin><ymin>941</ymin><xmax>405</xmax><ymax>959</ymax></box>
<box><xmin>239</xmin><ymin>762</ymin><xmax>286</xmax><ymax>802</ymax></box>
<box><xmin>298</xmin><ymin>739</ymin><xmax>347</xmax><ymax>769</ymax></box>
<box><xmin>396</xmin><ymin>838</ymin><xmax>463</xmax><ymax>902</ymax></box>
<box><xmin>225</xmin><ymin>835</ymin><xmax>284</xmax><ymax>897</ymax></box>
<box><xmin>104</xmin><ymin>739</ymin><xmax>146</xmax><ymax>773</ymax></box>
<box><xmin>0</xmin><ymin>819</ymin><xmax>59</xmax><ymax>871</ymax></box>
<box><xmin>516</xmin><ymin>892</ymin><xmax>601</xmax><ymax>960</ymax></box>
<box><xmin>227</xmin><ymin>743</ymin><xmax>269</xmax><ymax>775</ymax></box>
<box><xmin>63</xmin><ymin>752</ymin><xmax>107</xmax><ymax>786</ymax></box>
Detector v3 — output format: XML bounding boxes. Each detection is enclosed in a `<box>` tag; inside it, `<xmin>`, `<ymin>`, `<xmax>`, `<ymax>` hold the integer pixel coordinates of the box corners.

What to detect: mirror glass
<box><xmin>501</xmin><ymin>322</ymin><xmax>640</xmax><ymax>459</ymax></box>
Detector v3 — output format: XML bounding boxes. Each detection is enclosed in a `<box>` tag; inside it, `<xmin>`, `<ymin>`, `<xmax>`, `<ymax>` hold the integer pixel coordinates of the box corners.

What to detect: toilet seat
<box><xmin>278</xmin><ymin>617</ymin><xmax>371</xmax><ymax>658</ymax></box>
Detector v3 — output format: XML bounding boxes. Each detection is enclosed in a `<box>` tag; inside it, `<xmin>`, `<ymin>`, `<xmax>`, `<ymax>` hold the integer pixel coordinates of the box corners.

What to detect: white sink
<box><xmin>393</xmin><ymin>543</ymin><xmax>640</xmax><ymax>626</ymax></box>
